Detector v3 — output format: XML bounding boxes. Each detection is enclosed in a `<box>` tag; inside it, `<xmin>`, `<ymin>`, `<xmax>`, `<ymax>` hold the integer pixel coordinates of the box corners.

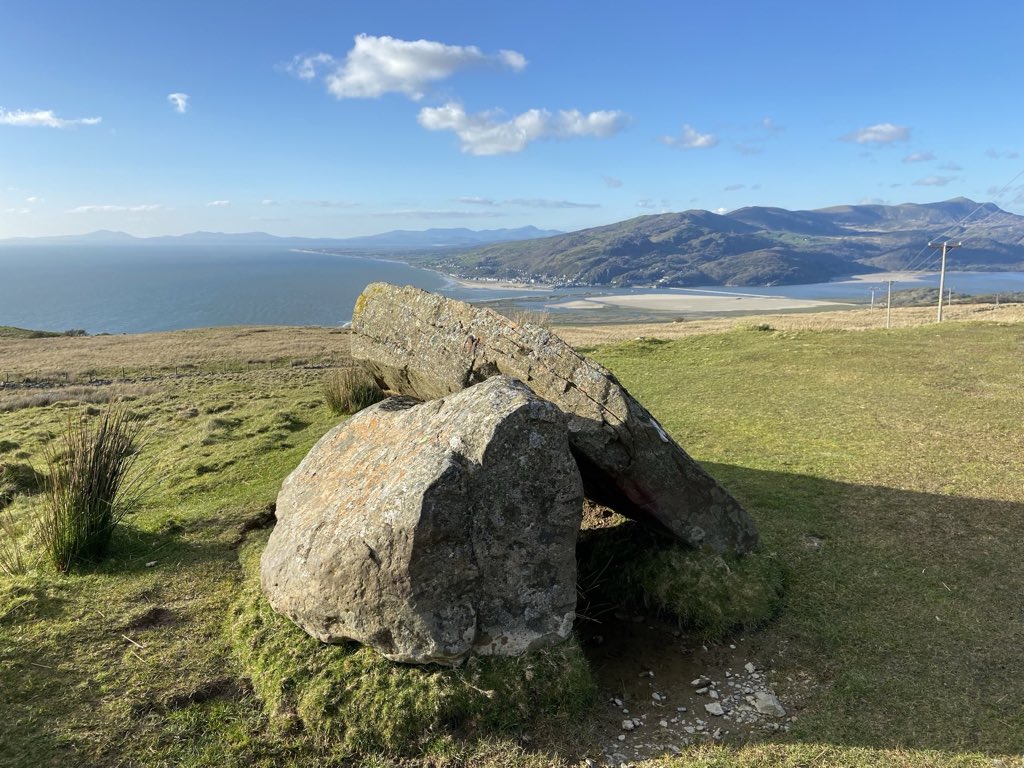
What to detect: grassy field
<box><xmin>1</xmin><ymin>308</ymin><xmax>1023</xmax><ymax>767</ymax></box>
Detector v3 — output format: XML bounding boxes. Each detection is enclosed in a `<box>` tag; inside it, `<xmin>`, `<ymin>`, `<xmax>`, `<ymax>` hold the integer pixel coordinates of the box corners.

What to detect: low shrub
<box><xmin>321</xmin><ymin>367</ymin><xmax>385</xmax><ymax>416</ymax></box>
<box><xmin>37</xmin><ymin>405</ymin><xmax>145</xmax><ymax>572</ymax></box>
<box><xmin>577</xmin><ymin>521</ymin><xmax>786</xmax><ymax>641</ymax></box>
<box><xmin>228</xmin><ymin>534</ymin><xmax>597</xmax><ymax>757</ymax></box>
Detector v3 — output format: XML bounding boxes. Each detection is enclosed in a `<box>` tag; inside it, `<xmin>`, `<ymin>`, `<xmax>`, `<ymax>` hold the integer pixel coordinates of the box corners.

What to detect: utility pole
<box><xmin>885</xmin><ymin>280</ymin><xmax>893</xmax><ymax>329</ymax></box>
<box><xmin>928</xmin><ymin>240</ymin><xmax>962</xmax><ymax>322</ymax></box>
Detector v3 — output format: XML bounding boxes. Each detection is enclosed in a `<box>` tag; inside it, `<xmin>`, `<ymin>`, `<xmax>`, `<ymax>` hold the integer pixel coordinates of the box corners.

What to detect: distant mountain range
<box><xmin>430</xmin><ymin>198</ymin><xmax>1024</xmax><ymax>287</ymax></box>
<box><xmin>0</xmin><ymin>226</ymin><xmax>563</xmax><ymax>251</ymax></box>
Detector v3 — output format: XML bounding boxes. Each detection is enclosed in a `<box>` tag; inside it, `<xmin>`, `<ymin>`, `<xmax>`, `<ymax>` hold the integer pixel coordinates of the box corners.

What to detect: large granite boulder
<box><xmin>352</xmin><ymin>282</ymin><xmax>760</xmax><ymax>555</ymax></box>
<box><xmin>261</xmin><ymin>375</ymin><xmax>583</xmax><ymax>665</ymax></box>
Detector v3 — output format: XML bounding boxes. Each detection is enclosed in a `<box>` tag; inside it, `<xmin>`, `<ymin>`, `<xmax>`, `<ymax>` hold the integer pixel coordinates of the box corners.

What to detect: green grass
<box><xmin>1</xmin><ymin>321</ymin><xmax>1023</xmax><ymax>766</ymax></box>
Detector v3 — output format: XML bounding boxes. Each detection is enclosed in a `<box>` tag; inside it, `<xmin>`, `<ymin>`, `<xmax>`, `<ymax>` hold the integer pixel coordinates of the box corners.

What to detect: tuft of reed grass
<box><xmin>322</xmin><ymin>367</ymin><xmax>385</xmax><ymax>415</ymax></box>
<box><xmin>0</xmin><ymin>509</ymin><xmax>27</xmax><ymax>576</ymax></box>
<box><xmin>37</xmin><ymin>405</ymin><xmax>145</xmax><ymax>572</ymax></box>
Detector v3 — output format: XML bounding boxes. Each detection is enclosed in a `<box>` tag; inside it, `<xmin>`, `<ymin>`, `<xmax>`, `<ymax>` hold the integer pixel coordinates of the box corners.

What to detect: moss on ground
<box><xmin>228</xmin><ymin>532</ymin><xmax>598</xmax><ymax>758</ymax></box>
<box><xmin>578</xmin><ymin>521</ymin><xmax>786</xmax><ymax>641</ymax></box>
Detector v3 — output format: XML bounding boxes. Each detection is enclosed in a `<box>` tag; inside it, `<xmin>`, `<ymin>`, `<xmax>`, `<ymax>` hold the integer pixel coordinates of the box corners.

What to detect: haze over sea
<box><xmin>3</xmin><ymin>245</ymin><xmax>1024</xmax><ymax>335</ymax></box>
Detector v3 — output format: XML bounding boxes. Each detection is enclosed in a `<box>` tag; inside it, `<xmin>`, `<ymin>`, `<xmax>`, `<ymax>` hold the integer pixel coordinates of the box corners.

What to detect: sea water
<box><xmin>1</xmin><ymin>244</ymin><xmax>1022</xmax><ymax>334</ymax></box>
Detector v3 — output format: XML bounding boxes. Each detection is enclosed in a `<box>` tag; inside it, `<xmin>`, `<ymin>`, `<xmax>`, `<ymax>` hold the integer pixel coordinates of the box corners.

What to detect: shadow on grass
<box><xmin>695</xmin><ymin>462</ymin><xmax>1024</xmax><ymax>755</ymax></box>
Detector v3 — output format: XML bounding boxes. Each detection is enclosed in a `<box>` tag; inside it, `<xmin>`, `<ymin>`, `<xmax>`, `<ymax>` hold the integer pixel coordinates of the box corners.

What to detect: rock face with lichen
<box><xmin>260</xmin><ymin>375</ymin><xmax>582</xmax><ymax>665</ymax></box>
<box><xmin>351</xmin><ymin>282</ymin><xmax>760</xmax><ymax>555</ymax></box>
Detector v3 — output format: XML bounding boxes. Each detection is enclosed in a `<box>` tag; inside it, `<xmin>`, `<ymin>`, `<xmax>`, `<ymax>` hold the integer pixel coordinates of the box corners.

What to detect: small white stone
<box><xmin>744</xmin><ymin>662</ymin><xmax>756</xmax><ymax>674</ymax></box>
<box><xmin>696</xmin><ymin>686</ymin><xmax>709</xmax><ymax>694</ymax></box>
<box><xmin>621</xmin><ymin>720</ymin><xmax>635</xmax><ymax>731</ymax></box>
<box><xmin>704</xmin><ymin>702</ymin><xmax>725</xmax><ymax>717</ymax></box>
<box><xmin>659</xmin><ymin>719</ymin><xmax>668</xmax><ymax>727</ymax></box>
<box><xmin>617</xmin><ymin>734</ymin><xmax>626</xmax><ymax>741</ymax></box>
<box><xmin>709</xmin><ymin>689</ymin><xmax>719</xmax><ymax>699</ymax></box>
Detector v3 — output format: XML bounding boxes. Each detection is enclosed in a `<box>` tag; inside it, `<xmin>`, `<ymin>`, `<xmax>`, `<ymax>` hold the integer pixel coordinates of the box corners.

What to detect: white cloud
<box><xmin>603</xmin><ymin>176</ymin><xmax>623</xmax><ymax>188</ymax></box>
<box><xmin>986</xmin><ymin>148</ymin><xmax>1020</xmax><ymax>159</ymax></box>
<box><xmin>67</xmin><ymin>204</ymin><xmax>163</xmax><ymax>213</ymax></box>
<box><xmin>167</xmin><ymin>93</ymin><xmax>189</xmax><ymax>114</ymax></box>
<box><xmin>761</xmin><ymin>116</ymin><xmax>784</xmax><ymax>133</ymax></box>
<box><xmin>417</xmin><ymin>102</ymin><xmax>627</xmax><ymax>155</ymax></box>
<box><xmin>505</xmin><ymin>198</ymin><xmax>600</xmax><ymax>209</ymax></box>
<box><xmin>724</xmin><ymin>183</ymin><xmax>745</xmax><ymax>191</ymax></box>
<box><xmin>714</xmin><ymin>207</ymin><xmax>729</xmax><ymax>214</ymax></box>
<box><xmin>453</xmin><ymin>196</ymin><xmax>497</xmax><ymax>206</ymax></box>
<box><xmin>290</xmin><ymin>34</ymin><xmax>527</xmax><ymax>101</ymax></box>
<box><xmin>4</xmin><ymin>207</ymin><xmax>31</xmax><ymax>214</ymax></box>
<box><xmin>0</xmin><ymin>108</ymin><xmax>101</xmax><ymax>128</ymax></box>
<box><xmin>661</xmin><ymin>124</ymin><xmax>718</xmax><ymax>149</ymax></box>
<box><xmin>840</xmin><ymin>122</ymin><xmax>910</xmax><ymax>144</ymax></box>
<box><xmin>206</xmin><ymin>200</ymin><xmax>230</xmax><ymax>207</ymax></box>
<box><xmin>939</xmin><ymin>161</ymin><xmax>963</xmax><ymax>171</ymax></box>
<box><xmin>261</xmin><ymin>199</ymin><xmax>280</xmax><ymax>206</ymax></box>
<box><xmin>25</xmin><ymin>196</ymin><xmax>41</xmax><ymax>203</ymax></box>
<box><xmin>903</xmin><ymin>151</ymin><xmax>934</xmax><ymax>163</ymax></box>
<box><xmin>913</xmin><ymin>175</ymin><xmax>955</xmax><ymax>187</ymax></box>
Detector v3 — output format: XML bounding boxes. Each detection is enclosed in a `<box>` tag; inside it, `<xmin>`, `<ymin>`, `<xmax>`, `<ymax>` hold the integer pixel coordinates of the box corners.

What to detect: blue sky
<box><xmin>2</xmin><ymin>0</ymin><xmax>1022</xmax><ymax>238</ymax></box>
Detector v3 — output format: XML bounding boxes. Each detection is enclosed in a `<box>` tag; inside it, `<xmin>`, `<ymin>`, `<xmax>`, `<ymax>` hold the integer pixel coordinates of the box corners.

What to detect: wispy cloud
<box><xmin>452</xmin><ymin>196</ymin><xmax>497</xmax><ymax>206</ymax></box>
<box><xmin>4</xmin><ymin>207</ymin><xmax>31</xmax><ymax>214</ymax></box>
<box><xmin>602</xmin><ymin>176</ymin><xmax>623</xmax><ymax>188</ymax></box>
<box><xmin>723</xmin><ymin>183</ymin><xmax>745</xmax><ymax>191</ymax></box>
<box><xmin>25</xmin><ymin>196</ymin><xmax>41</xmax><ymax>203</ymax></box>
<box><xmin>913</xmin><ymin>175</ymin><xmax>955</xmax><ymax>187</ymax></box>
<box><xmin>67</xmin><ymin>204</ymin><xmax>163</xmax><ymax>213</ymax></box>
<box><xmin>986</xmin><ymin>148</ymin><xmax>1020</xmax><ymax>159</ymax></box>
<box><xmin>206</xmin><ymin>200</ymin><xmax>230</xmax><ymax>207</ymax></box>
<box><xmin>417</xmin><ymin>103</ymin><xmax>627</xmax><ymax>155</ymax></box>
<box><xmin>371</xmin><ymin>209</ymin><xmax>505</xmax><ymax>219</ymax></box>
<box><xmin>287</xmin><ymin>35</ymin><xmax>526</xmax><ymax>100</ymax></box>
<box><xmin>939</xmin><ymin>161</ymin><xmax>963</xmax><ymax>171</ymax></box>
<box><xmin>903</xmin><ymin>151</ymin><xmax>934</xmax><ymax>163</ymax></box>
<box><xmin>298</xmin><ymin>199</ymin><xmax>360</xmax><ymax>208</ymax></box>
<box><xmin>261</xmin><ymin>199</ymin><xmax>280</xmax><ymax>206</ymax></box>
<box><xmin>661</xmin><ymin>123</ymin><xmax>718</xmax><ymax>149</ymax></box>
<box><xmin>0</xmin><ymin>108</ymin><xmax>101</xmax><ymax>128</ymax></box>
<box><xmin>761</xmin><ymin>116</ymin><xmax>784</xmax><ymax>133</ymax></box>
<box><xmin>167</xmin><ymin>93</ymin><xmax>189</xmax><ymax>114</ymax></box>
<box><xmin>840</xmin><ymin>122</ymin><xmax>910</xmax><ymax>144</ymax></box>
<box><xmin>505</xmin><ymin>198</ymin><xmax>600</xmax><ymax>209</ymax></box>
<box><xmin>635</xmin><ymin>198</ymin><xmax>670</xmax><ymax>210</ymax></box>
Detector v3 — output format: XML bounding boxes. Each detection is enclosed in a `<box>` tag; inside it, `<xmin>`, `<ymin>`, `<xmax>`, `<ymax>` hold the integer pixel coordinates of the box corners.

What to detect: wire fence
<box><xmin>0</xmin><ymin>356</ymin><xmax>356</xmax><ymax>391</ymax></box>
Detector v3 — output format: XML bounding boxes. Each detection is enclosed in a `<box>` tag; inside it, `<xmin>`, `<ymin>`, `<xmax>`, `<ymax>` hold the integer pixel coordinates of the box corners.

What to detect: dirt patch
<box><xmin>232</xmin><ymin>502</ymin><xmax>277</xmax><ymax>547</ymax></box>
<box><xmin>124</xmin><ymin>606</ymin><xmax>178</xmax><ymax>631</ymax></box>
<box><xmin>577</xmin><ymin>615</ymin><xmax>810</xmax><ymax>765</ymax></box>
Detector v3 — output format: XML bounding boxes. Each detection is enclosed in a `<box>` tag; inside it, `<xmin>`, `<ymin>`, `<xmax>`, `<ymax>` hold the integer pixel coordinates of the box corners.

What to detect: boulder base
<box><xmin>261</xmin><ymin>376</ymin><xmax>583</xmax><ymax>665</ymax></box>
<box><xmin>351</xmin><ymin>282</ymin><xmax>760</xmax><ymax>554</ymax></box>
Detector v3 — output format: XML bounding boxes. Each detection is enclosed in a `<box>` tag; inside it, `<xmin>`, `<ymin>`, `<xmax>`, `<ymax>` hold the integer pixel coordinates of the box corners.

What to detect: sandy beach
<box><xmin>546</xmin><ymin>292</ymin><xmax>849</xmax><ymax>313</ymax></box>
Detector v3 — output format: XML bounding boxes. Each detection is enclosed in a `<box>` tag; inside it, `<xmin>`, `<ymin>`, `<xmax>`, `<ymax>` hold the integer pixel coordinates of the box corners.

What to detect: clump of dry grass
<box><xmin>321</xmin><ymin>367</ymin><xmax>385</xmax><ymax>415</ymax></box>
<box><xmin>38</xmin><ymin>405</ymin><xmax>145</xmax><ymax>572</ymax></box>
<box><xmin>0</xmin><ymin>383</ymin><xmax>160</xmax><ymax>413</ymax></box>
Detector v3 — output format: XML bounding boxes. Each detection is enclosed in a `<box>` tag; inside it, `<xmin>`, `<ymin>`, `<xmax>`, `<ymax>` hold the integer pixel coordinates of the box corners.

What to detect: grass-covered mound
<box><xmin>578</xmin><ymin>519</ymin><xmax>786</xmax><ymax>641</ymax></box>
<box><xmin>228</xmin><ymin>533</ymin><xmax>598</xmax><ymax>758</ymax></box>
